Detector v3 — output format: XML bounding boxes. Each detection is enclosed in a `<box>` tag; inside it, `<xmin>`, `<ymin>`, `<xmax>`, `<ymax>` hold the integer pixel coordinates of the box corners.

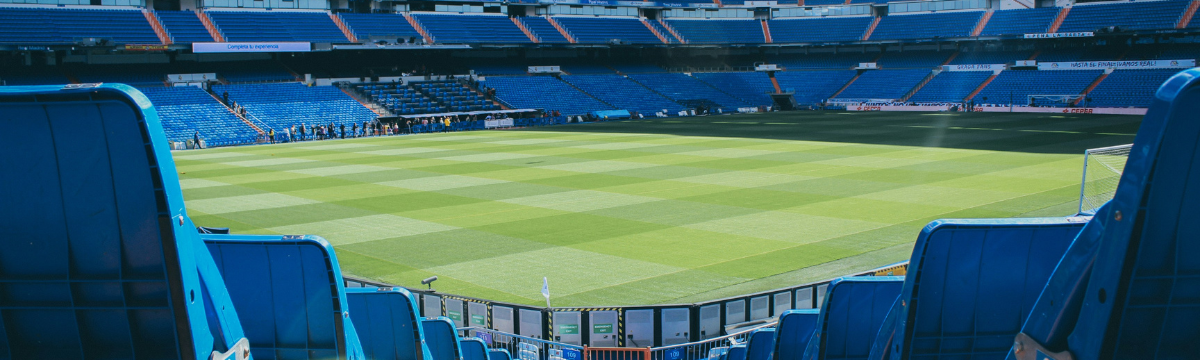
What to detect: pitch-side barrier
<box><xmin>844</xmin><ymin>104</ymin><xmax>1148</xmax><ymax>115</ymax></box>
<box><xmin>459</xmin><ymin>321</ymin><xmax>775</xmax><ymax>360</ymax></box>
<box><xmin>345</xmin><ymin>263</ymin><xmax>908</xmax><ymax>348</ymax></box>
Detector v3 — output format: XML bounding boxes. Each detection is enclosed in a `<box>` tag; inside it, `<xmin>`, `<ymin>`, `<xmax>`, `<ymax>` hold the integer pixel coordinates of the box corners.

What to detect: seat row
<box><xmin>0</xmin><ymin>83</ymin><xmax>511</xmax><ymax>360</ymax></box>
<box><xmin>672</xmin><ymin>71</ymin><xmax>1200</xmax><ymax>360</ymax></box>
<box><xmin>357</xmin><ymin>81</ymin><xmax>500</xmax><ymax>115</ymax></box>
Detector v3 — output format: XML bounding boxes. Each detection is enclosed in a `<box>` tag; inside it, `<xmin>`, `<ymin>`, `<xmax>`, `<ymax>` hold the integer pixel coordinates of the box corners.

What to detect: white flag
<box><xmin>542</xmin><ymin>277</ymin><xmax>550</xmax><ymax>299</ymax></box>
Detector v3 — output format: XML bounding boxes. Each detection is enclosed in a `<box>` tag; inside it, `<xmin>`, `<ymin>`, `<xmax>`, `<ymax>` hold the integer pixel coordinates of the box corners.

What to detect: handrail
<box><xmin>652</xmin><ymin>321</ymin><xmax>775</xmax><ymax>352</ymax></box>
<box><xmin>460</xmin><ymin>326</ymin><xmax>584</xmax><ymax>360</ymax></box>
<box><xmin>455</xmin><ymin>321</ymin><xmax>776</xmax><ymax>360</ymax></box>
<box><xmin>460</xmin><ymin>327</ymin><xmax>584</xmax><ymax>349</ymax></box>
<box><xmin>456</xmin><ymin>322</ymin><xmax>777</xmax><ymax>354</ymax></box>
<box><xmin>243</xmin><ymin>112</ymin><xmax>273</xmax><ymax>133</ymax></box>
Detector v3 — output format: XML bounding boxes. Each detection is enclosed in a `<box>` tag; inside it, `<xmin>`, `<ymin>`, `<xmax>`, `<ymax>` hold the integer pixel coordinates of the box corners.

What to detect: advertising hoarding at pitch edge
<box><xmin>1037</xmin><ymin>59</ymin><xmax>1196</xmax><ymax>70</ymax></box>
<box><xmin>1023</xmin><ymin>32</ymin><xmax>1094</xmax><ymax>39</ymax></box>
<box><xmin>943</xmin><ymin>64</ymin><xmax>1005</xmax><ymax>71</ymax></box>
<box><xmin>192</xmin><ymin>42</ymin><xmax>312</xmax><ymax>53</ymax></box>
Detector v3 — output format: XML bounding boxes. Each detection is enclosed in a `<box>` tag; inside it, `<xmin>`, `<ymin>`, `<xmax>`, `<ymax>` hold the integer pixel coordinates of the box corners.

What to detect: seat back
<box><xmin>461</xmin><ymin>338</ymin><xmax>489</xmax><ymax>360</ymax></box>
<box><xmin>709</xmin><ymin>346</ymin><xmax>730</xmax><ymax>360</ymax></box>
<box><xmin>773</xmin><ymin>310</ymin><xmax>820</xmax><ymax>360</ymax></box>
<box><xmin>347</xmin><ymin>287</ymin><xmax>429</xmax><ymax>360</ymax></box>
<box><xmin>489</xmin><ymin>349</ymin><xmax>513</xmax><ymax>360</ymax></box>
<box><xmin>1014</xmin><ymin>68</ymin><xmax>1200</xmax><ymax>359</ymax></box>
<box><xmin>727</xmin><ymin>344</ymin><xmax>749</xmax><ymax>360</ymax></box>
<box><xmin>203</xmin><ymin>234</ymin><xmax>365</xmax><ymax>360</ymax></box>
<box><xmin>421</xmin><ymin>317</ymin><xmax>463</xmax><ymax>360</ymax></box>
<box><xmin>804</xmin><ymin>277</ymin><xmax>904</xmax><ymax>360</ymax></box>
<box><xmin>881</xmin><ymin>218</ymin><xmax>1084</xmax><ymax>360</ymax></box>
<box><xmin>747</xmin><ymin>328</ymin><xmax>776</xmax><ymax>360</ymax></box>
<box><xmin>0</xmin><ymin>84</ymin><xmax>245</xmax><ymax>360</ymax></box>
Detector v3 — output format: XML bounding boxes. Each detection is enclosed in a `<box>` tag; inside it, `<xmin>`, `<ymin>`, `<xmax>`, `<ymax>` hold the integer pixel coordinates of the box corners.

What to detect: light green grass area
<box><xmin>174</xmin><ymin>111</ymin><xmax>1141</xmax><ymax>306</ymax></box>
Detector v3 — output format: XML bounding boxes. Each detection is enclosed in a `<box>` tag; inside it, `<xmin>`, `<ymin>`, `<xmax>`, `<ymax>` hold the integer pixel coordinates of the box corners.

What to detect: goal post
<box><xmin>1078</xmin><ymin>144</ymin><xmax>1133</xmax><ymax>215</ymax></box>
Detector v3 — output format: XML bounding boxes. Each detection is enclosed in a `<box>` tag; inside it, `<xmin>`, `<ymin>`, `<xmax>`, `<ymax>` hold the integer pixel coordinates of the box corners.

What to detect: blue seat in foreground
<box><xmin>774</xmin><ymin>310</ymin><xmax>820</xmax><ymax>360</ymax></box>
<box><xmin>347</xmin><ymin>287</ymin><xmax>431</xmax><ymax>360</ymax></box>
<box><xmin>747</xmin><ymin>328</ymin><xmax>777</xmax><ymax>360</ymax></box>
<box><xmin>872</xmin><ymin>218</ymin><xmax>1085</xmax><ymax>360</ymax></box>
<box><xmin>1009</xmin><ymin>69</ymin><xmax>1200</xmax><ymax>359</ymax></box>
<box><xmin>804</xmin><ymin>277</ymin><xmax>904</xmax><ymax>360</ymax></box>
<box><xmin>0</xmin><ymin>84</ymin><xmax>248</xmax><ymax>360</ymax></box>
<box><xmin>727</xmin><ymin>344</ymin><xmax>749</xmax><ymax>360</ymax></box>
<box><xmin>422</xmin><ymin>317</ymin><xmax>464</xmax><ymax>360</ymax></box>
<box><xmin>203</xmin><ymin>234</ymin><xmax>366</xmax><ymax>360</ymax></box>
<box><xmin>489</xmin><ymin>349</ymin><xmax>513</xmax><ymax>360</ymax></box>
<box><xmin>461</xmin><ymin>337</ymin><xmax>490</xmax><ymax>360</ymax></box>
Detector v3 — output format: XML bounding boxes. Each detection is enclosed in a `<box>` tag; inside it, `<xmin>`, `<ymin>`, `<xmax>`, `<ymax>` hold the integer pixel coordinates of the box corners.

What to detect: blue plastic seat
<box><xmin>1008</xmin><ymin>68</ymin><xmax>1200</xmax><ymax>359</ymax></box>
<box><xmin>871</xmin><ymin>218</ymin><xmax>1086</xmax><ymax>360</ymax></box>
<box><xmin>747</xmin><ymin>328</ymin><xmax>777</xmax><ymax>360</ymax></box>
<box><xmin>202</xmin><ymin>234</ymin><xmax>366</xmax><ymax>360</ymax></box>
<box><xmin>710</xmin><ymin>346</ymin><xmax>730</xmax><ymax>360</ymax></box>
<box><xmin>461</xmin><ymin>338</ymin><xmax>490</xmax><ymax>360</ymax></box>
<box><xmin>0</xmin><ymin>84</ymin><xmax>247</xmax><ymax>360</ymax></box>
<box><xmin>489</xmin><ymin>349</ymin><xmax>513</xmax><ymax>360</ymax></box>
<box><xmin>728</xmin><ymin>345</ymin><xmax>749</xmax><ymax>360</ymax></box>
<box><xmin>664</xmin><ymin>19</ymin><xmax>764</xmax><ymax>44</ymax></box>
<box><xmin>869</xmin><ymin>12</ymin><xmax>983</xmax><ymax>40</ymax></box>
<box><xmin>804</xmin><ymin>277</ymin><xmax>904</xmax><ymax>360</ymax></box>
<box><xmin>768</xmin><ymin>17</ymin><xmax>871</xmax><ymax>43</ymax></box>
<box><xmin>347</xmin><ymin>287</ymin><xmax>431</xmax><ymax>360</ymax></box>
<box><xmin>421</xmin><ymin>317</ymin><xmax>463</xmax><ymax>360</ymax></box>
<box><xmin>774</xmin><ymin>310</ymin><xmax>820</xmax><ymax>360</ymax></box>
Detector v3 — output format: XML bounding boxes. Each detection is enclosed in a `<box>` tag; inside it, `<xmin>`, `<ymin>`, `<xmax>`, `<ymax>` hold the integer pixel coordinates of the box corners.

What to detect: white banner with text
<box><xmin>193</xmin><ymin>42</ymin><xmax>312</xmax><ymax>53</ymax></box>
<box><xmin>943</xmin><ymin>64</ymin><xmax>1006</xmax><ymax>71</ymax></box>
<box><xmin>848</xmin><ymin>105</ymin><xmax>950</xmax><ymax>112</ymax></box>
<box><xmin>1037</xmin><ymin>59</ymin><xmax>1195</xmax><ymax>70</ymax></box>
<box><xmin>975</xmin><ymin>107</ymin><xmax>1147</xmax><ymax>115</ymax></box>
<box><xmin>1023</xmin><ymin>32</ymin><xmax>1093</xmax><ymax>39</ymax></box>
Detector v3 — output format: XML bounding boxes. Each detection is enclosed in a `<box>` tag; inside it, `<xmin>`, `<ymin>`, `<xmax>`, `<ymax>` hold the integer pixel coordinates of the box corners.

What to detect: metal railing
<box><xmin>345</xmin><ymin>261</ymin><xmax>907</xmax><ymax>349</ymax></box>
<box><xmin>243</xmin><ymin>112</ymin><xmax>273</xmax><ymax>134</ymax></box>
<box><xmin>460</xmin><ymin>327</ymin><xmax>584</xmax><ymax>360</ymax></box>
<box><xmin>457</xmin><ymin>323</ymin><xmax>776</xmax><ymax>360</ymax></box>
<box><xmin>648</xmin><ymin>321</ymin><xmax>775</xmax><ymax>360</ymax></box>
<box><xmin>589</xmin><ymin>347</ymin><xmax>652</xmax><ymax>360</ymax></box>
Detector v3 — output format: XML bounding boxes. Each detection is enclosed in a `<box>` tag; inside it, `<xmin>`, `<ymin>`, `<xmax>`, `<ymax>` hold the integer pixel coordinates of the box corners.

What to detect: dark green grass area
<box><xmin>175</xmin><ymin>111</ymin><xmax>1141</xmax><ymax>306</ymax></box>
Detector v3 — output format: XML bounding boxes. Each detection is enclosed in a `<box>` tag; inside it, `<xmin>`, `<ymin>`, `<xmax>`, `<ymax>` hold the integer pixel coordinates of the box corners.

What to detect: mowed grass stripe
<box><xmin>175</xmin><ymin>111</ymin><xmax>1140</xmax><ymax>306</ymax></box>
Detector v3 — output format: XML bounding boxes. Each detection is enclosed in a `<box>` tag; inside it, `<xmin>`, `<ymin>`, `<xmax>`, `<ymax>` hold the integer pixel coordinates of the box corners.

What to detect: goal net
<box><xmin>1028</xmin><ymin>94</ymin><xmax>1084</xmax><ymax>107</ymax></box>
<box><xmin>1078</xmin><ymin>144</ymin><xmax>1132</xmax><ymax>215</ymax></box>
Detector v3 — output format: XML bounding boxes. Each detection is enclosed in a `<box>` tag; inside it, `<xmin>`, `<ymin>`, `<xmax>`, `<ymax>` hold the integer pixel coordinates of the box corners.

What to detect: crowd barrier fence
<box><xmin>344</xmin><ymin>263</ymin><xmax>906</xmax><ymax>349</ymax></box>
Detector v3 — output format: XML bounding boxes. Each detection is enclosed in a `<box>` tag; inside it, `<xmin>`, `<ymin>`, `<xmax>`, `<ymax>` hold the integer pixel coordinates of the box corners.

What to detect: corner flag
<box><xmin>542</xmin><ymin>277</ymin><xmax>551</xmax><ymax>307</ymax></box>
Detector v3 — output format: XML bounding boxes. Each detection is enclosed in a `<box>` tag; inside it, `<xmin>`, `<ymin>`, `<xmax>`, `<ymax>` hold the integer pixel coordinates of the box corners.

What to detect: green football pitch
<box><xmin>174</xmin><ymin>111</ymin><xmax>1140</xmax><ymax>307</ymax></box>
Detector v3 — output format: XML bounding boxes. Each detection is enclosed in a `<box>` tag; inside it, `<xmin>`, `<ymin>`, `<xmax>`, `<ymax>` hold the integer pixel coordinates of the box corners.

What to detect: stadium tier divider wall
<box><xmin>342</xmin><ymin>262</ymin><xmax>908</xmax><ymax>348</ymax></box>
